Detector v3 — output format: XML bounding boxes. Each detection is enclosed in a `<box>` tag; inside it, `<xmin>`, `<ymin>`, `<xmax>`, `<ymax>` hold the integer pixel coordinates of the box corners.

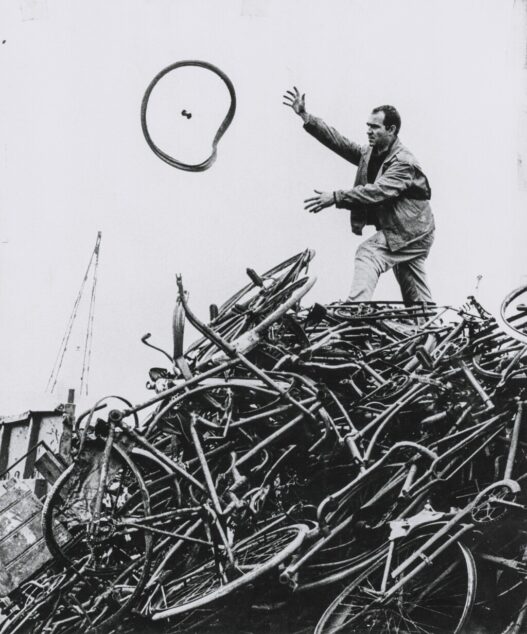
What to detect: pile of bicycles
<box><xmin>3</xmin><ymin>249</ymin><xmax>527</xmax><ymax>634</ymax></box>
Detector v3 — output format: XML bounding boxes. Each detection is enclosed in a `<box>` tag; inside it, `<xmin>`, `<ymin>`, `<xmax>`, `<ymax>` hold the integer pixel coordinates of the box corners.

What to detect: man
<box><xmin>283</xmin><ymin>87</ymin><xmax>435</xmax><ymax>305</ymax></box>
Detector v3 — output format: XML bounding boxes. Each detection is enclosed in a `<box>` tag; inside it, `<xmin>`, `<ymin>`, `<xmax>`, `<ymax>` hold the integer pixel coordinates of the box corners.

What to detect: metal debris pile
<box><xmin>2</xmin><ymin>250</ymin><xmax>527</xmax><ymax>634</ymax></box>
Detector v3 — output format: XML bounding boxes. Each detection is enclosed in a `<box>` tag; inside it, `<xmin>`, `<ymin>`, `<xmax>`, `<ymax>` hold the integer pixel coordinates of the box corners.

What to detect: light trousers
<box><xmin>347</xmin><ymin>230</ymin><xmax>434</xmax><ymax>305</ymax></box>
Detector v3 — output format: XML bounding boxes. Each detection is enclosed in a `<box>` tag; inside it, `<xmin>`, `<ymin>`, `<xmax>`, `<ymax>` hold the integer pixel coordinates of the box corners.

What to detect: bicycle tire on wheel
<box><xmin>41</xmin><ymin>445</ymin><xmax>153</xmax><ymax>632</ymax></box>
<box><xmin>315</xmin><ymin>534</ymin><xmax>476</xmax><ymax>634</ymax></box>
<box><xmin>149</xmin><ymin>523</ymin><xmax>308</xmax><ymax>620</ymax></box>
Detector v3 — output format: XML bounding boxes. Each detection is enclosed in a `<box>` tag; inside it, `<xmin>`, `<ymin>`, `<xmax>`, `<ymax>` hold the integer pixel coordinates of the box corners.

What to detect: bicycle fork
<box><xmin>88</xmin><ymin>409</ymin><xmax>120</xmax><ymax>539</ymax></box>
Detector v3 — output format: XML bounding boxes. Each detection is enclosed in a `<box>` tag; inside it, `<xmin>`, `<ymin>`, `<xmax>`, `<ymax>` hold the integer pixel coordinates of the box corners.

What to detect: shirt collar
<box><xmin>373</xmin><ymin>137</ymin><xmax>399</xmax><ymax>159</ymax></box>
<box><xmin>364</xmin><ymin>138</ymin><xmax>403</xmax><ymax>164</ymax></box>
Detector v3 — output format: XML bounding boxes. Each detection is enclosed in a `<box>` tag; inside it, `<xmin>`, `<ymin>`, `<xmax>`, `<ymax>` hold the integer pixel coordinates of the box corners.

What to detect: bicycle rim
<box><xmin>149</xmin><ymin>523</ymin><xmax>308</xmax><ymax>619</ymax></box>
<box><xmin>41</xmin><ymin>445</ymin><xmax>153</xmax><ymax>630</ymax></box>
<box><xmin>315</xmin><ymin>535</ymin><xmax>476</xmax><ymax>634</ymax></box>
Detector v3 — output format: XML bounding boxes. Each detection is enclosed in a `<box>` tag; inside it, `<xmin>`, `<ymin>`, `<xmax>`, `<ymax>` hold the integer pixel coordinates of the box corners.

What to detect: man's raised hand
<box><xmin>283</xmin><ymin>86</ymin><xmax>306</xmax><ymax>116</ymax></box>
<box><xmin>304</xmin><ymin>190</ymin><xmax>334</xmax><ymax>214</ymax></box>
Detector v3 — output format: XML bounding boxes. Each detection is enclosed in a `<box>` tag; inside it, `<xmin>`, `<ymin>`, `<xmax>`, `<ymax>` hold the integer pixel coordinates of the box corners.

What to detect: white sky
<box><xmin>0</xmin><ymin>0</ymin><xmax>526</xmax><ymax>416</ymax></box>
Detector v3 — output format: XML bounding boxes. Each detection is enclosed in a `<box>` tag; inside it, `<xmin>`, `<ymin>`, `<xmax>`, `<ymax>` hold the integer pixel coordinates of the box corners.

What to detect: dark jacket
<box><xmin>303</xmin><ymin>114</ymin><xmax>435</xmax><ymax>252</ymax></box>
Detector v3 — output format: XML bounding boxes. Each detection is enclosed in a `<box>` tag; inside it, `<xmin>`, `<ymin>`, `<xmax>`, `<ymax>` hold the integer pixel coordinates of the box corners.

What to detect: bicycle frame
<box><xmin>325</xmin><ymin>479</ymin><xmax>520</xmax><ymax>630</ymax></box>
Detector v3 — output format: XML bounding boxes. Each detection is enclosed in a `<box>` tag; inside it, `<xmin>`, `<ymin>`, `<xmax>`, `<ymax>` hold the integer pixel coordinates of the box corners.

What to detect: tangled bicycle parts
<box><xmin>141</xmin><ymin>60</ymin><xmax>236</xmax><ymax>171</ymax></box>
<box><xmin>499</xmin><ymin>283</ymin><xmax>527</xmax><ymax>345</ymax></box>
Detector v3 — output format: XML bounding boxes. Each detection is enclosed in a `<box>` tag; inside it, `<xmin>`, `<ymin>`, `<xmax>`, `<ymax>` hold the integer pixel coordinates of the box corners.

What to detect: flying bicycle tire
<box><xmin>141</xmin><ymin>60</ymin><xmax>236</xmax><ymax>172</ymax></box>
<box><xmin>41</xmin><ymin>446</ymin><xmax>153</xmax><ymax>631</ymax></box>
<box><xmin>315</xmin><ymin>533</ymin><xmax>476</xmax><ymax>634</ymax></box>
<box><xmin>148</xmin><ymin>523</ymin><xmax>308</xmax><ymax>620</ymax></box>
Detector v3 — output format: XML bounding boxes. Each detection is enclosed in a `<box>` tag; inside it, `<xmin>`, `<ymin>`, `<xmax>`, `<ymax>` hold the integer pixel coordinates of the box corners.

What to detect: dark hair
<box><xmin>372</xmin><ymin>105</ymin><xmax>401</xmax><ymax>135</ymax></box>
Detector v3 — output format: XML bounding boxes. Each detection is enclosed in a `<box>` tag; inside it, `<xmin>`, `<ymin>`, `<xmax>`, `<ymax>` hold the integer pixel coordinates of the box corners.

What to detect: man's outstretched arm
<box><xmin>283</xmin><ymin>87</ymin><xmax>362</xmax><ymax>166</ymax></box>
<box><xmin>334</xmin><ymin>159</ymin><xmax>415</xmax><ymax>206</ymax></box>
<box><xmin>303</xmin><ymin>160</ymin><xmax>415</xmax><ymax>214</ymax></box>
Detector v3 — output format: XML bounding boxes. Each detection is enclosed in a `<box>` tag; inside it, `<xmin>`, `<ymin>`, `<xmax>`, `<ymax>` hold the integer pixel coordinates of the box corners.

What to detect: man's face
<box><xmin>366</xmin><ymin>111</ymin><xmax>395</xmax><ymax>150</ymax></box>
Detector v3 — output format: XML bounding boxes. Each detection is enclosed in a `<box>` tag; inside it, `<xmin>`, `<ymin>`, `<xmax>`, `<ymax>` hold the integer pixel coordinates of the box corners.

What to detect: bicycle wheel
<box><xmin>315</xmin><ymin>533</ymin><xmax>476</xmax><ymax>634</ymax></box>
<box><xmin>148</xmin><ymin>523</ymin><xmax>308</xmax><ymax>620</ymax></box>
<box><xmin>141</xmin><ymin>60</ymin><xmax>236</xmax><ymax>172</ymax></box>
<box><xmin>499</xmin><ymin>284</ymin><xmax>527</xmax><ymax>345</ymax></box>
<box><xmin>192</xmin><ymin>275</ymin><xmax>312</xmax><ymax>364</ymax></box>
<box><xmin>214</xmin><ymin>250</ymin><xmax>314</xmax><ymax>321</ymax></box>
<box><xmin>41</xmin><ymin>443</ymin><xmax>153</xmax><ymax>630</ymax></box>
<box><xmin>292</xmin><ymin>465</ymin><xmax>402</xmax><ymax>591</ymax></box>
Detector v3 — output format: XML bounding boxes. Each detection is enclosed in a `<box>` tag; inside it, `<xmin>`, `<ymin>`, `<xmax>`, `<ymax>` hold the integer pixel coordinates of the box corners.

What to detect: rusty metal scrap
<box><xmin>2</xmin><ymin>250</ymin><xmax>527</xmax><ymax>633</ymax></box>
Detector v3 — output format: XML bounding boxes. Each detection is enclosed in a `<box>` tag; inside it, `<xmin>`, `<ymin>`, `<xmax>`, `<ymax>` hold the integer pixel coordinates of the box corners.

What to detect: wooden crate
<box><xmin>0</xmin><ymin>478</ymin><xmax>69</xmax><ymax>596</ymax></box>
